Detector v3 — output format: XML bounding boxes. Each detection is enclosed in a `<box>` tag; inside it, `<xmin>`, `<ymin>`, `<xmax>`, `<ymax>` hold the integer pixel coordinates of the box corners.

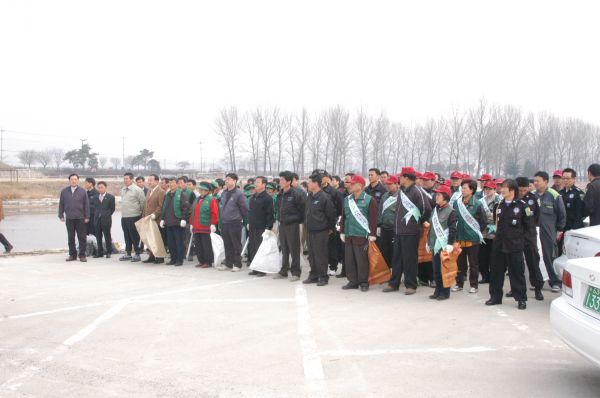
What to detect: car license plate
<box><xmin>583</xmin><ymin>285</ymin><xmax>600</xmax><ymax>315</ymax></box>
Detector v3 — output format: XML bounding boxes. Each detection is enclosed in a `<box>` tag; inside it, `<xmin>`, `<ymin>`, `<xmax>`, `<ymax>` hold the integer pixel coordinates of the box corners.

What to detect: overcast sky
<box><xmin>0</xmin><ymin>0</ymin><xmax>598</xmax><ymax>169</ymax></box>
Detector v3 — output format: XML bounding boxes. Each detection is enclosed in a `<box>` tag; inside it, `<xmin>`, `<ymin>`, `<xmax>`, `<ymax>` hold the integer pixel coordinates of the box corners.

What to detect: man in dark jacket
<box><xmin>160</xmin><ymin>177</ymin><xmax>191</xmax><ymax>266</ymax></box>
<box><xmin>247</xmin><ymin>176</ymin><xmax>274</xmax><ymax>277</ymax></box>
<box><xmin>585</xmin><ymin>163</ymin><xmax>600</xmax><ymax>227</ymax></box>
<box><xmin>560</xmin><ymin>168</ymin><xmax>586</xmax><ymax>231</ymax></box>
<box><xmin>58</xmin><ymin>174</ymin><xmax>90</xmax><ymax>262</ymax></box>
<box><xmin>275</xmin><ymin>171</ymin><xmax>306</xmax><ymax>281</ymax></box>
<box><xmin>92</xmin><ymin>181</ymin><xmax>115</xmax><ymax>258</ymax></box>
<box><xmin>383</xmin><ymin>167</ymin><xmax>431</xmax><ymax>294</ymax></box>
<box><xmin>319</xmin><ymin>170</ymin><xmax>345</xmax><ymax>276</ymax></box>
<box><xmin>365</xmin><ymin>168</ymin><xmax>388</xmax><ymax>205</ymax></box>
<box><xmin>218</xmin><ymin>173</ymin><xmax>249</xmax><ymax>271</ymax></box>
<box><xmin>303</xmin><ymin>174</ymin><xmax>336</xmax><ymax>286</ymax></box>
<box><xmin>85</xmin><ymin>177</ymin><xmax>98</xmax><ymax>236</ymax></box>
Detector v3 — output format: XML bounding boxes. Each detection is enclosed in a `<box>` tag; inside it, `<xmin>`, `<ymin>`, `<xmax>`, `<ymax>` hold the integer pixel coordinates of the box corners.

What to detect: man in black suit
<box><xmin>93</xmin><ymin>181</ymin><xmax>115</xmax><ymax>258</ymax></box>
<box><xmin>85</xmin><ymin>177</ymin><xmax>99</xmax><ymax>236</ymax></box>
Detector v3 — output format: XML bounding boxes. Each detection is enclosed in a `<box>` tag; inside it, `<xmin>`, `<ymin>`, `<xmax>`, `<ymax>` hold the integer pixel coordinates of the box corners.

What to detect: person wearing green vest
<box><xmin>339</xmin><ymin>174</ymin><xmax>378</xmax><ymax>292</ymax></box>
<box><xmin>160</xmin><ymin>177</ymin><xmax>191</xmax><ymax>266</ymax></box>
<box><xmin>189</xmin><ymin>182</ymin><xmax>219</xmax><ymax>268</ymax></box>
<box><xmin>426</xmin><ymin>184</ymin><xmax>458</xmax><ymax>300</ymax></box>
<box><xmin>452</xmin><ymin>179</ymin><xmax>487</xmax><ymax>294</ymax></box>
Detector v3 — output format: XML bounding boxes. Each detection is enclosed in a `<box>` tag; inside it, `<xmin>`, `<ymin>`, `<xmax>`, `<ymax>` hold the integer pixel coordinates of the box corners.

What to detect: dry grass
<box><xmin>0</xmin><ymin>179</ymin><xmax>123</xmax><ymax>200</ymax></box>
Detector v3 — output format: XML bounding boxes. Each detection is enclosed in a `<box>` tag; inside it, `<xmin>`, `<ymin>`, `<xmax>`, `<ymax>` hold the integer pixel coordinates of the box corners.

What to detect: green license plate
<box><xmin>583</xmin><ymin>285</ymin><xmax>600</xmax><ymax>315</ymax></box>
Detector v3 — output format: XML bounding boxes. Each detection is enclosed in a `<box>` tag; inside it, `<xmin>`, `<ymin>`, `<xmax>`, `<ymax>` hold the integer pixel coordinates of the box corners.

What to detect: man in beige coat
<box><xmin>142</xmin><ymin>174</ymin><xmax>165</xmax><ymax>263</ymax></box>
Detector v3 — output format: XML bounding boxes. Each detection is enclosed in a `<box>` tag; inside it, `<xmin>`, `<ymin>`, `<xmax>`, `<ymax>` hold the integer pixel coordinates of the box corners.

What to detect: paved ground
<box><xmin>1</xmin><ymin>253</ymin><xmax>599</xmax><ymax>398</ymax></box>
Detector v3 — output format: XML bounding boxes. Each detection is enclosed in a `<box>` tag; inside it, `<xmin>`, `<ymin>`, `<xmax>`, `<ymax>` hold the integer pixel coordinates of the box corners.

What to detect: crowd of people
<box><xmin>54</xmin><ymin>163</ymin><xmax>600</xmax><ymax>310</ymax></box>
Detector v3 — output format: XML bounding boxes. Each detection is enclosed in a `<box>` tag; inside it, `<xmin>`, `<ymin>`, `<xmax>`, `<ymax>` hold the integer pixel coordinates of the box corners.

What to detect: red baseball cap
<box><xmin>450</xmin><ymin>171</ymin><xmax>462</xmax><ymax>179</ymax></box>
<box><xmin>483</xmin><ymin>181</ymin><xmax>497</xmax><ymax>189</ymax></box>
<box><xmin>385</xmin><ymin>175</ymin><xmax>399</xmax><ymax>185</ymax></box>
<box><xmin>434</xmin><ymin>185</ymin><xmax>452</xmax><ymax>196</ymax></box>
<box><xmin>462</xmin><ymin>173</ymin><xmax>471</xmax><ymax>180</ymax></box>
<box><xmin>422</xmin><ymin>171</ymin><xmax>436</xmax><ymax>181</ymax></box>
<box><xmin>415</xmin><ymin>171</ymin><xmax>423</xmax><ymax>179</ymax></box>
<box><xmin>494</xmin><ymin>178</ymin><xmax>505</xmax><ymax>184</ymax></box>
<box><xmin>553</xmin><ymin>169</ymin><xmax>563</xmax><ymax>177</ymax></box>
<box><xmin>350</xmin><ymin>174</ymin><xmax>366</xmax><ymax>186</ymax></box>
<box><xmin>442</xmin><ymin>179</ymin><xmax>452</xmax><ymax>187</ymax></box>
<box><xmin>478</xmin><ymin>173</ymin><xmax>493</xmax><ymax>181</ymax></box>
<box><xmin>401</xmin><ymin>166</ymin><xmax>416</xmax><ymax>176</ymax></box>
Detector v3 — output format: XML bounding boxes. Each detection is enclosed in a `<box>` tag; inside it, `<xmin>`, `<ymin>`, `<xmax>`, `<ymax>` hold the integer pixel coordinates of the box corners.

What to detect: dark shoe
<box><xmin>142</xmin><ymin>257</ymin><xmax>156</xmax><ymax>263</ymax></box>
<box><xmin>175</xmin><ymin>262</ymin><xmax>183</xmax><ymax>266</ymax></box>
<box><xmin>66</xmin><ymin>256</ymin><xmax>77</xmax><ymax>262</ymax></box>
<box><xmin>360</xmin><ymin>285</ymin><xmax>369</xmax><ymax>292</ymax></box>
<box><xmin>341</xmin><ymin>283</ymin><xmax>359</xmax><ymax>290</ymax></box>
<box><xmin>517</xmin><ymin>301</ymin><xmax>527</xmax><ymax>310</ymax></box>
<box><xmin>195</xmin><ymin>263</ymin><xmax>204</xmax><ymax>268</ymax></box>
<box><xmin>93</xmin><ymin>254</ymin><xmax>104</xmax><ymax>258</ymax></box>
<box><xmin>335</xmin><ymin>273</ymin><xmax>346</xmax><ymax>279</ymax></box>
<box><xmin>105</xmin><ymin>254</ymin><xmax>111</xmax><ymax>258</ymax></box>
<box><xmin>166</xmin><ymin>261</ymin><xmax>176</xmax><ymax>265</ymax></box>
<box><xmin>382</xmin><ymin>285</ymin><xmax>399</xmax><ymax>293</ymax></box>
<box><xmin>249</xmin><ymin>270</ymin><xmax>260</xmax><ymax>276</ymax></box>
<box><xmin>429</xmin><ymin>294</ymin><xmax>439</xmax><ymax>300</ymax></box>
<box><xmin>317</xmin><ymin>280</ymin><xmax>328</xmax><ymax>287</ymax></box>
<box><xmin>131</xmin><ymin>254</ymin><xmax>141</xmax><ymax>262</ymax></box>
<box><xmin>404</xmin><ymin>288</ymin><xmax>417</xmax><ymax>295</ymax></box>
<box><xmin>79</xmin><ymin>256</ymin><xmax>87</xmax><ymax>262</ymax></box>
<box><xmin>505</xmin><ymin>291</ymin><xmax>514</xmax><ymax>298</ymax></box>
<box><xmin>437</xmin><ymin>295</ymin><xmax>449</xmax><ymax>301</ymax></box>
<box><xmin>485</xmin><ymin>299</ymin><xmax>502</xmax><ymax>306</ymax></box>
<box><xmin>535</xmin><ymin>289</ymin><xmax>544</xmax><ymax>301</ymax></box>
<box><xmin>119</xmin><ymin>255</ymin><xmax>132</xmax><ymax>261</ymax></box>
<box><xmin>200</xmin><ymin>263</ymin><xmax>211</xmax><ymax>269</ymax></box>
<box><xmin>303</xmin><ymin>278</ymin><xmax>318</xmax><ymax>284</ymax></box>
<box><xmin>479</xmin><ymin>278</ymin><xmax>489</xmax><ymax>284</ymax></box>
<box><xmin>154</xmin><ymin>258</ymin><xmax>164</xmax><ymax>264</ymax></box>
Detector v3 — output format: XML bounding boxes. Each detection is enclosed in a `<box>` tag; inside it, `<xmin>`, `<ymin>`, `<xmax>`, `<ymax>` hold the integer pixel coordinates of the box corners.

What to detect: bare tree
<box><xmin>468</xmin><ymin>99</ymin><xmax>491</xmax><ymax>177</ymax></box>
<box><xmin>36</xmin><ymin>149</ymin><xmax>52</xmax><ymax>169</ymax></box>
<box><xmin>110</xmin><ymin>157</ymin><xmax>121</xmax><ymax>170</ymax></box>
<box><xmin>49</xmin><ymin>148</ymin><xmax>65</xmax><ymax>170</ymax></box>
<box><xmin>295</xmin><ymin>108</ymin><xmax>310</xmax><ymax>176</ymax></box>
<box><xmin>18</xmin><ymin>150</ymin><xmax>37</xmax><ymax>169</ymax></box>
<box><xmin>215</xmin><ymin>106</ymin><xmax>241</xmax><ymax>172</ymax></box>
<box><xmin>99</xmin><ymin>157</ymin><xmax>108</xmax><ymax>169</ymax></box>
<box><xmin>243</xmin><ymin>112</ymin><xmax>261</xmax><ymax>175</ymax></box>
<box><xmin>354</xmin><ymin>108</ymin><xmax>373</xmax><ymax>175</ymax></box>
<box><xmin>447</xmin><ymin>106</ymin><xmax>466</xmax><ymax>170</ymax></box>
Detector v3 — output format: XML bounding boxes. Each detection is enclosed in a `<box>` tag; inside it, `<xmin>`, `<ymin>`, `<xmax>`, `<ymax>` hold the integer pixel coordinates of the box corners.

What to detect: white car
<box><xmin>554</xmin><ymin>225</ymin><xmax>600</xmax><ymax>279</ymax></box>
<box><xmin>550</xmin><ymin>257</ymin><xmax>600</xmax><ymax>368</ymax></box>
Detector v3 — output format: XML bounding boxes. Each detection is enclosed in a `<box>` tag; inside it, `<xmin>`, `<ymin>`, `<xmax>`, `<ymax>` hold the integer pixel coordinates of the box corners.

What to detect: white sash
<box><xmin>400</xmin><ymin>190</ymin><xmax>421</xmax><ymax>225</ymax></box>
<box><xmin>456</xmin><ymin>196</ymin><xmax>484</xmax><ymax>243</ymax></box>
<box><xmin>431</xmin><ymin>207</ymin><xmax>449</xmax><ymax>252</ymax></box>
<box><xmin>449</xmin><ymin>191</ymin><xmax>461</xmax><ymax>207</ymax></box>
<box><xmin>348</xmin><ymin>196</ymin><xmax>370</xmax><ymax>235</ymax></box>
<box><xmin>381</xmin><ymin>195</ymin><xmax>397</xmax><ymax>213</ymax></box>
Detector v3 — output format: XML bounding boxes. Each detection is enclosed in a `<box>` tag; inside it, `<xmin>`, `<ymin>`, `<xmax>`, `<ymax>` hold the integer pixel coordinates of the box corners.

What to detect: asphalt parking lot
<box><xmin>1</xmin><ymin>254</ymin><xmax>599</xmax><ymax>398</ymax></box>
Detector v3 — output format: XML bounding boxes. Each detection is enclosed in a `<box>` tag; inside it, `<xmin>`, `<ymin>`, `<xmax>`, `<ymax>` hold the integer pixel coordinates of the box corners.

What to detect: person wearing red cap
<box><xmin>377</xmin><ymin>175</ymin><xmax>400</xmax><ymax>267</ymax></box>
<box><xmin>452</xmin><ymin>179</ymin><xmax>487</xmax><ymax>294</ymax></box>
<box><xmin>365</xmin><ymin>168</ymin><xmax>388</xmax><ymax>205</ymax></box>
<box><xmin>475</xmin><ymin>173</ymin><xmax>493</xmax><ymax>200</ymax></box>
<box><xmin>478</xmin><ymin>180</ymin><xmax>501</xmax><ymax>284</ymax></box>
<box><xmin>383</xmin><ymin>167</ymin><xmax>432</xmax><ymax>295</ymax></box>
<box><xmin>426</xmin><ymin>184</ymin><xmax>458</xmax><ymax>300</ymax></box>
<box><xmin>415</xmin><ymin>172</ymin><xmax>424</xmax><ymax>187</ymax></box>
<box><xmin>449</xmin><ymin>171</ymin><xmax>463</xmax><ymax>194</ymax></box>
<box><xmin>551</xmin><ymin>169</ymin><xmax>564</xmax><ymax>192</ymax></box>
<box><xmin>339</xmin><ymin>174</ymin><xmax>378</xmax><ymax>292</ymax></box>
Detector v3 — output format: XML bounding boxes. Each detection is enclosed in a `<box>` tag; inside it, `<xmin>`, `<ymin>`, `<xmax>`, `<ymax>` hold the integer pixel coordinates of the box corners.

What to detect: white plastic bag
<box><xmin>211</xmin><ymin>233</ymin><xmax>225</xmax><ymax>266</ymax></box>
<box><xmin>249</xmin><ymin>230</ymin><xmax>282</xmax><ymax>274</ymax></box>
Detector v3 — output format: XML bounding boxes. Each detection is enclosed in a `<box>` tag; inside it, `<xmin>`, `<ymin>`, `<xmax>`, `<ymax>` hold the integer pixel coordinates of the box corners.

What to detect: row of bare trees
<box><xmin>216</xmin><ymin>100</ymin><xmax>600</xmax><ymax>179</ymax></box>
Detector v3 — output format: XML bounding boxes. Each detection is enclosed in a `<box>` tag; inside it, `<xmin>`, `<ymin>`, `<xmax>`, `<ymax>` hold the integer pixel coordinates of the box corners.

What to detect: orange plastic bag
<box><xmin>418</xmin><ymin>224</ymin><xmax>432</xmax><ymax>263</ymax></box>
<box><xmin>441</xmin><ymin>243</ymin><xmax>462</xmax><ymax>288</ymax></box>
<box><xmin>368</xmin><ymin>241</ymin><xmax>391</xmax><ymax>285</ymax></box>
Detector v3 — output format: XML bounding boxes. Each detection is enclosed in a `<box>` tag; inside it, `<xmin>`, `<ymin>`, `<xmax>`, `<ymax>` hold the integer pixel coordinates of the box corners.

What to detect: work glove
<box><xmin>336</xmin><ymin>224</ymin><xmax>341</xmax><ymax>232</ymax></box>
<box><xmin>376</xmin><ymin>227</ymin><xmax>381</xmax><ymax>237</ymax></box>
<box><xmin>210</xmin><ymin>225</ymin><xmax>217</xmax><ymax>233</ymax></box>
<box><xmin>340</xmin><ymin>234</ymin><xmax>345</xmax><ymax>243</ymax></box>
<box><xmin>150</xmin><ymin>213</ymin><xmax>156</xmax><ymax>220</ymax></box>
<box><xmin>368</xmin><ymin>236</ymin><xmax>376</xmax><ymax>242</ymax></box>
<box><xmin>425</xmin><ymin>243</ymin><xmax>431</xmax><ymax>253</ymax></box>
<box><xmin>445</xmin><ymin>245</ymin><xmax>454</xmax><ymax>254</ymax></box>
<box><xmin>190</xmin><ymin>225</ymin><xmax>193</xmax><ymax>232</ymax></box>
<box><xmin>159</xmin><ymin>220</ymin><xmax>165</xmax><ymax>228</ymax></box>
<box><xmin>180</xmin><ymin>220</ymin><xmax>187</xmax><ymax>228</ymax></box>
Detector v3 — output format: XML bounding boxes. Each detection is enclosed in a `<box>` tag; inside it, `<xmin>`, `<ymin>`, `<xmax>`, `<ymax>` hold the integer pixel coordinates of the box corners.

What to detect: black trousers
<box><xmin>193</xmin><ymin>233</ymin><xmax>214</xmax><ymax>264</ymax></box>
<box><xmin>432</xmin><ymin>252</ymin><xmax>450</xmax><ymax>298</ymax></box>
<box><xmin>248</xmin><ymin>228</ymin><xmax>265</xmax><ymax>264</ymax></box>
<box><xmin>166</xmin><ymin>225</ymin><xmax>185</xmax><ymax>263</ymax></box>
<box><xmin>94</xmin><ymin>220</ymin><xmax>112</xmax><ymax>255</ymax></box>
<box><xmin>160</xmin><ymin>225</ymin><xmax>168</xmax><ymax>253</ymax></box>
<box><xmin>457</xmin><ymin>244</ymin><xmax>480</xmax><ymax>288</ymax></box>
<box><xmin>0</xmin><ymin>232</ymin><xmax>12</xmax><ymax>251</ymax></box>
<box><xmin>379</xmin><ymin>228</ymin><xmax>394</xmax><ymax>268</ymax></box>
<box><xmin>489</xmin><ymin>250</ymin><xmax>527</xmax><ymax>302</ymax></box>
<box><xmin>308</xmin><ymin>230</ymin><xmax>330</xmax><ymax>282</ymax></box>
<box><xmin>390</xmin><ymin>234</ymin><xmax>419</xmax><ymax>289</ymax></box>
<box><xmin>87</xmin><ymin>213</ymin><xmax>96</xmax><ymax>236</ymax></box>
<box><xmin>280</xmin><ymin>222</ymin><xmax>301</xmax><ymax>277</ymax></box>
<box><xmin>222</xmin><ymin>223</ymin><xmax>243</xmax><ymax>268</ymax></box>
<box><xmin>121</xmin><ymin>216</ymin><xmax>141</xmax><ymax>255</ymax></box>
<box><xmin>478</xmin><ymin>238</ymin><xmax>494</xmax><ymax>280</ymax></box>
<box><xmin>523</xmin><ymin>238</ymin><xmax>544</xmax><ymax>289</ymax></box>
<box><xmin>418</xmin><ymin>261</ymin><xmax>433</xmax><ymax>283</ymax></box>
<box><xmin>66</xmin><ymin>218</ymin><xmax>87</xmax><ymax>258</ymax></box>
<box><xmin>327</xmin><ymin>230</ymin><xmax>341</xmax><ymax>270</ymax></box>
<box><xmin>345</xmin><ymin>240</ymin><xmax>369</xmax><ymax>287</ymax></box>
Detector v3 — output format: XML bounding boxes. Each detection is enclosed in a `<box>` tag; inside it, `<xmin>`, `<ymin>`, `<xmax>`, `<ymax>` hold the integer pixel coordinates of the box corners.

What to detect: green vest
<box><xmin>379</xmin><ymin>191</ymin><xmax>397</xmax><ymax>229</ymax></box>
<box><xmin>191</xmin><ymin>194</ymin><xmax>213</xmax><ymax>226</ymax></box>
<box><xmin>343</xmin><ymin>191</ymin><xmax>372</xmax><ymax>237</ymax></box>
<box><xmin>162</xmin><ymin>188</ymin><xmax>183</xmax><ymax>219</ymax></box>
<box><xmin>453</xmin><ymin>195</ymin><xmax>482</xmax><ymax>242</ymax></box>
<box><xmin>428</xmin><ymin>205</ymin><xmax>454</xmax><ymax>252</ymax></box>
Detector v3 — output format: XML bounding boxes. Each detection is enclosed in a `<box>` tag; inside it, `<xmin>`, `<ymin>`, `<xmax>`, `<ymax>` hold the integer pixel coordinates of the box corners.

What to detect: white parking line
<box><xmin>132</xmin><ymin>298</ymin><xmax>295</xmax><ymax>304</ymax></box>
<box><xmin>318</xmin><ymin>344</ymin><xmax>559</xmax><ymax>357</ymax></box>
<box><xmin>295</xmin><ymin>284</ymin><xmax>329</xmax><ymax>398</ymax></box>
